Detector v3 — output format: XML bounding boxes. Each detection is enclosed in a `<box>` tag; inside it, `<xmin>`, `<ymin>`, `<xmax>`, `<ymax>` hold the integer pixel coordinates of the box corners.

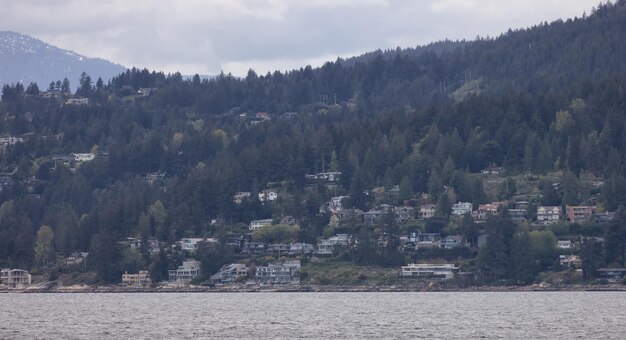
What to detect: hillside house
<box><xmin>565</xmin><ymin>205</ymin><xmax>596</xmax><ymax>223</ymax></box>
<box><xmin>316</xmin><ymin>234</ymin><xmax>350</xmax><ymax>255</ymax></box>
<box><xmin>557</xmin><ymin>240</ymin><xmax>573</xmax><ymax>249</ymax></box>
<box><xmin>258</xmin><ymin>189</ymin><xmax>278</xmax><ymax>202</ymax></box>
<box><xmin>509</xmin><ymin>209</ymin><xmax>528</xmax><ymax>222</ymax></box>
<box><xmin>441</xmin><ymin>236</ymin><xmax>465</xmax><ymax>249</ymax></box>
<box><xmin>66</xmin><ymin>98</ymin><xmax>89</xmax><ymax>105</ymax></box>
<box><xmin>537</xmin><ymin>206</ymin><xmax>561</xmax><ymax>225</ymax></box>
<box><xmin>249</xmin><ymin>219</ymin><xmax>273</xmax><ymax>231</ymax></box>
<box><xmin>233</xmin><ymin>192</ymin><xmax>251</xmax><ymax>204</ymax></box>
<box><xmin>288</xmin><ymin>243</ymin><xmax>315</xmax><ymax>256</ymax></box>
<box><xmin>394</xmin><ymin>206</ymin><xmax>415</xmax><ymax>223</ymax></box>
<box><xmin>452</xmin><ymin>202</ymin><xmax>473</xmax><ymax>216</ymax></box>
<box><xmin>419</xmin><ymin>204</ymin><xmax>436</xmax><ymax>219</ymax></box>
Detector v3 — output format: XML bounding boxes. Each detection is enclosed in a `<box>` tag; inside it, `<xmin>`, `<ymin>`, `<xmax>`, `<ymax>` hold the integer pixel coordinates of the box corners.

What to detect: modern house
<box><xmin>122</xmin><ymin>271</ymin><xmax>151</xmax><ymax>286</ymax></box>
<box><xmin>256</xmin><ymin>260</ymin><xmax>301</xmax><ymax>284</ymax></box>
<box><xmin>249</xmin><ymin>219</ymin><xmax>273</xmax><ymax>231</ymax></box>
<box><xmin>400</xmin><ymin>263</ymin><xmax>459</xmax><ymax>280</ymax></box>
<box><xmin>168</xmin><ymin>260</ymin><xmax>201</xmax><ymax>283</ymax></box>
<box><xmin>0</xmin><ymin>268</ymin><xmax>32</xmax><ymax>288</ymax></box>
<box><xmin>211</xmin><ymin>263</ymin><xmax>248</xmax><ymax>283</ymax></box>
<box><xmin>452</xmin><ymin>202</ymin><xmax>473</xmax><ymax>216</ymax></box>
<box><xmin>537</xmin><ymin>206</ymin><xmax>561</xmax><ymax>225</ymax></box>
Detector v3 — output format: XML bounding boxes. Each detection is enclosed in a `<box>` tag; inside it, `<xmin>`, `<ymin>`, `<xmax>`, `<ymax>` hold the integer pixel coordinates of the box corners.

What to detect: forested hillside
<box><xmin>1</xmin><ymin>1</ymin><xmax>625</xmax><ymax>285</ymax></box>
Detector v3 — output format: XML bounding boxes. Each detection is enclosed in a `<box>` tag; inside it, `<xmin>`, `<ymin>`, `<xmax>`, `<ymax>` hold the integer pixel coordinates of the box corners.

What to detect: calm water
<box><xmin>0</xmin><ymin>292</ymin><xmax>625</xmax><ymax>339</ymax></box>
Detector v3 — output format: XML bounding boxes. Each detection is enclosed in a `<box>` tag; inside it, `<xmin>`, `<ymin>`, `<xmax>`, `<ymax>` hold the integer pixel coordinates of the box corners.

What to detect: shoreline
<box><xmin>2</xmin><ymin>283</ymin><xmax>626</xmax><ymax>293</ymax></box>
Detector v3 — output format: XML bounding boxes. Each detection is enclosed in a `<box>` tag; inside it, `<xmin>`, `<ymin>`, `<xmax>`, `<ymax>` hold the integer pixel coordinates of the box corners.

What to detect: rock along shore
<box><xmin>2</xmin><ymin>282</ymin><xmax>626</xmax><ymax>293</ymax></box>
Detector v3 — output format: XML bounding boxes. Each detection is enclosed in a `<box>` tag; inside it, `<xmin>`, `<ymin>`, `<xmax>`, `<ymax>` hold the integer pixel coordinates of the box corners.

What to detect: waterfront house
<box><xmin>211</xmin><ymin>263</ymin><xmax>248</xmax><ymax>283</ymax></box>
<box><xmin>400</xmin><ymin>263</ymin><xmax>459</xmax><ymax>280</ymax></box>
<box><xmin>122</xmin><ymin>271</ymin><xmax>151</xmax><ymax>286</ymax></box>
<box><xmin>452</xmin><ymin>202</ymin><xmax>473</xmax><ymax>216</ymax></box>
<box><xmin>596</xmin><ymin>268</ymin><xmax>626</xmax><ymax>283</ymax></box>
<box><xmin>168</xmin><ymin>260</ymin><xmax>201</xmax><ymax>283</ymax></box>
<box><xmin>537</xmin><ymin>206</ymin><xmax>561</xmax><ymax>225</ymax></box>
<box><xmin>559</xmin><ymin>255</ymin><xmax>581</xmax><ymax>268</ymax></box>
<box><xmin>0</xmin><ymin>268</ymin><xmax>32</xmax><ymax>288</ymax></box>
<box><xmin>256</xmin><ymin>260</ymin><xmax>301</xmax><ymax>284</ymax></box>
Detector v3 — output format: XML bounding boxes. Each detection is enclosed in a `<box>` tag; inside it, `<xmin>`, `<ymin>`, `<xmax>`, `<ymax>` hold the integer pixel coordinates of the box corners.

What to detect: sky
<box><xmin>1</xmin><ymin>0</ymin><xmax>602</xmax><ymax>77</ymax></box>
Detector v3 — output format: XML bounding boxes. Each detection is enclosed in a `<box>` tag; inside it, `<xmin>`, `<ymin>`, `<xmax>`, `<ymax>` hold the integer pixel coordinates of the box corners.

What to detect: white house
<box><xmin>178</xmin><ymin>238</ymin><xmax>216</xmax><ymax>251</ymax></box>
<box><xmin>452</xmin><ymin>202</ymin><xmax>473</xmax><ymax>216</ymax></box>
<box><xmin>420</xmin><ymin>204</ymin><xmax>436</xmax><ymax>219</ymax></box>
<box><xmin>250</xmin><ymin>219</ymin><xmax>273</xmax><ymax>231</ymax></box>
<box><xmin>0</xmin><ymin>268</ymin><xmax>32</xmax><ymax>288</ymax></box>
<box><xmin>557</xmin><ymin>240</ymin><xmax>573</xmax><ymax>249</ymax></box>
<box><xmin>256</xmin><ymin>260</ymin><xmax>301</xmax><ymax>284</ymax></box>
<box><xmin>400</xmin><ymin>263</ymin><xmax>459</xmax><ymax>280</ymax></box>
<box><xmin>258</xmin><ymin>190</ymin><xmax>278</xmax><ymax>202</ymax></box>
<box><xmin>233</xmin><ymin>191</ymin><xmax>252</xmax><ymax>204</ymax></box>
<box><xmin>168</xmin><ymin>260</ymin><xmax>201</xmax><ymax>283</ymax></box>
<box><xmin>537</xmin><ymin>206</ymin><xmax>561</xmax><ymax>225</ymax></box>
<box><xmin>72</xmin><ymin>153</ymin><xmax>95</xmax><ymax>162</ymax></box>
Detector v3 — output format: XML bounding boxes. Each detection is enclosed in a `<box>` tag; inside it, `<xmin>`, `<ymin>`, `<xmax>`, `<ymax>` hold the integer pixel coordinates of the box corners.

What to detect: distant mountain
<box><xmin>0</xmin><ymin>31</ymin><xmax>126</xmax><ymax>90</ymax></box>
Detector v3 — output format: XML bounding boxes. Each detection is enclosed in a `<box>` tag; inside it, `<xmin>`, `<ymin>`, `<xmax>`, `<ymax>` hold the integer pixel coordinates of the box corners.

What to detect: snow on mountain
<box><xmin>0</xmin><ymin>31</ymin><xmax>126</xmax><ymax>90</ymax></box>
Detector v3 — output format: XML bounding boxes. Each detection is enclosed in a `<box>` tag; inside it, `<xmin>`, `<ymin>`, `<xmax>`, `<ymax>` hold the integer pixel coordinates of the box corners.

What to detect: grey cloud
<box><xmin>0</xmin><ymin>0</ymin><xmax>599</xmax><ymax>75</ymax></box>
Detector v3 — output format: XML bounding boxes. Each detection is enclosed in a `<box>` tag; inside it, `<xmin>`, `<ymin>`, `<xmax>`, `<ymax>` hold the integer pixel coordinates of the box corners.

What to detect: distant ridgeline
<box><xmin>0</xmin><ymin>31</ymin><xmax>126</xmax><ymax>91</ymax></box>
<box><xmin>0</xmin><ymin>1</ymin><xmax>625</xmax><ymax>287</ymax></box>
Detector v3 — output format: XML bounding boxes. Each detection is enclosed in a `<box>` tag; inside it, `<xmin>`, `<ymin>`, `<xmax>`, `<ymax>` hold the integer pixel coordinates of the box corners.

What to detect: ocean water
<box><xmin>0</xmin><ymin>292</ymin><xmax>624</xmax><ymax>339</ymax></box>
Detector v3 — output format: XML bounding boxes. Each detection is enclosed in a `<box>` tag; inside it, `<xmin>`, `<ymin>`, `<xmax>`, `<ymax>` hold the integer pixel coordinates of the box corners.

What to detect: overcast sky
<box><xmin>1</xmin><ymin>0</ymin><xmax>601</xmax><ymax>76</ymax></box>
